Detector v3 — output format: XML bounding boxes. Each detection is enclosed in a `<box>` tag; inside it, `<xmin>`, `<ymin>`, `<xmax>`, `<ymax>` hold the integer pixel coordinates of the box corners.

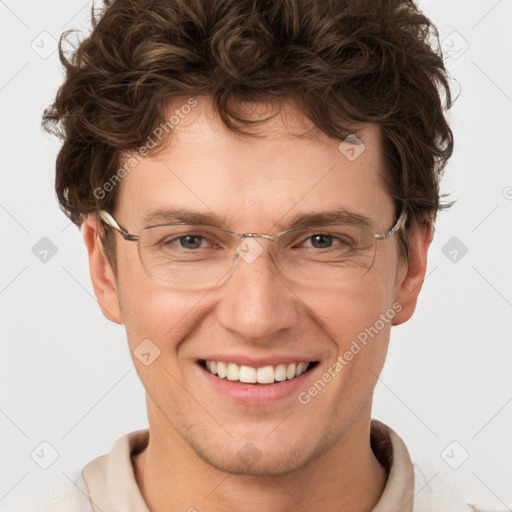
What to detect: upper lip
<box><xmin>198</xmin><ymin>355</ymin><xmax>318</xmax><ymax>367</ymax></box>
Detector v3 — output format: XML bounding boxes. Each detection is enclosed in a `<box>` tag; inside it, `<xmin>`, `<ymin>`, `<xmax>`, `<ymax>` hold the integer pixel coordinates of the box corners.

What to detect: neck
<box><xmin>133</xmin><ymin>404</ymin><xmax>387</xmax><ymax>512</ymax></box>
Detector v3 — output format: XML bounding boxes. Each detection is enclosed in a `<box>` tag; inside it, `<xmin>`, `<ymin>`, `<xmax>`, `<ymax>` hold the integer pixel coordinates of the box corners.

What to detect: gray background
<box><xmin>1</xmin><ymin>0</ymin><xmax>511</xmax><ymax>509</ymax></box>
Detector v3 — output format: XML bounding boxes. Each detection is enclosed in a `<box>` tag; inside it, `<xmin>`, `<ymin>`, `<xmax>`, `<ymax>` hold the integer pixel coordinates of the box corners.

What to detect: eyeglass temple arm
<box><xmin>98</xmin><ymin>210</ymin><xmax>139</xmax><ymax>241</ymax></box>
<box><xmin>374</xmin><ymin>209</ymin><xmax>407</xmax><ymax>240</ymax></box>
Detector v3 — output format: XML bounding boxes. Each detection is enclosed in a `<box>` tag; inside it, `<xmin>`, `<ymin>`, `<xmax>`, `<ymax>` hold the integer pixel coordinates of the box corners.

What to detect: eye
<box><xmin>301</xmin><ymin>232</ymin><xmax>351</xmax><ymax>250</ymax></box>
<box><xmin>157</xmin><ymin>230</ymin><xmax>220</xmax><ymax>251</ymax></box>
<box><xmin>159</xmin><ymin>232</ymin><xmax>222</xmax><ymax>251</ymax></box>
<box><xmin>175</xmin><ymin>234</ymin><xmax>207</xmax><ymax>250</ymax></box>
<box><xmin>308</xmin><ymin>233</ymin><xmax>335</xmax><ymax>249</ymax></box>
<box><xmin>142</xmin><ymin>224</ymin><xmax>231</xmax><ymax>256</ymax></box>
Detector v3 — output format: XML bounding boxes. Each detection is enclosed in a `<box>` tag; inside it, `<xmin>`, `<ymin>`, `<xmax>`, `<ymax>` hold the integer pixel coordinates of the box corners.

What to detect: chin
<box><xmin>195</xmin><ymin>447</ymin><xmax>312</xmax><ymax>477</ymax></box>
<box><xmin>184</xmin><ymin>428</ymin><xmax>331</xmax><ymax>477</ymax></box>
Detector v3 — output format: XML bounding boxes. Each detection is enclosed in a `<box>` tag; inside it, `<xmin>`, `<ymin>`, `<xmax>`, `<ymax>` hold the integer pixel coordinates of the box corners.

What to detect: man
<box><xmin>40</xmin><ymin>0</ymin><xmax>482</xmax><ymax>510</ymax></box>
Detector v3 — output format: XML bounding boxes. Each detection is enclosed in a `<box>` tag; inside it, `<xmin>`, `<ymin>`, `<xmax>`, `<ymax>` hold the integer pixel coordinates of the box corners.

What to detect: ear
<box><xmin>82</xmin><ymin>216</ymin><xmax>123</xmax><ymax>324</ymax></box>
<box><xmin>392</xmin><ymin>221</ymin><xmax>433</xmax><ymax>326</ymax></box>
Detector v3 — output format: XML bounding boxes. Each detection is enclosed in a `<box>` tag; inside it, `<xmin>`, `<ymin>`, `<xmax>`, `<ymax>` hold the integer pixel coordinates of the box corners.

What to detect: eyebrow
<box><xmin>141</xmin><ymin>207</ymin><xmax>375</xmax><ymax>231</ymax></box>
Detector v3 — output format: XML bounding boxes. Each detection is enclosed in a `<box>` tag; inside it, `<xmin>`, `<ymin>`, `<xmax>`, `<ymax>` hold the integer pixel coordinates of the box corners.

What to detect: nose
<box><xmin>215</xmin><ymin>241</ymin><xmax>299</xmax><ymax>344</ymax></box>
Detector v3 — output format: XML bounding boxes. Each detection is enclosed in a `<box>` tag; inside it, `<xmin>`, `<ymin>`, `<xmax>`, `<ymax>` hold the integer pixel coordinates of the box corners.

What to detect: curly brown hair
<box><xmin>42</xmin><ymin>0</ymin><xmax>454</xmax><ymax>264</ymax></box>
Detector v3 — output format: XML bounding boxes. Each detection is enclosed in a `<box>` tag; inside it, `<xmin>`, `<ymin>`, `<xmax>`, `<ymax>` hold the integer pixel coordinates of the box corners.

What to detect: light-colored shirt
<box><xmin>2</xmin><ymin>420</ymin><xmax>481</xmax><ymax>511</ymax></box>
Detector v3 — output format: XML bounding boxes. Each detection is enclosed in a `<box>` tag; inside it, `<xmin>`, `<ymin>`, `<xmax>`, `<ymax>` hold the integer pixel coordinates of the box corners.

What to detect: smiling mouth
<box><xmin>199</xmin><ymin>360</ymin><xmax>319</xmax><ymax>385</ymax></box>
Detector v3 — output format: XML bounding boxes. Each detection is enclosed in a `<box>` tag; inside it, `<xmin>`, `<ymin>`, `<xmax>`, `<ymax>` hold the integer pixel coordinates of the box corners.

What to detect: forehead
<box><xmin>115</xmin><ymin>96</ymin><xmax>391</xmax><ymax>230</ymax></box>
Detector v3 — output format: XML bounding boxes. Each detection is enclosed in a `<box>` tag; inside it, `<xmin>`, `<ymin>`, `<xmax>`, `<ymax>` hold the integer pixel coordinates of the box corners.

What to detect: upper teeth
<box><xmin>205</xmin><ymin>360</ymin><xmax>310</xmax><ymax>384</ymax></box>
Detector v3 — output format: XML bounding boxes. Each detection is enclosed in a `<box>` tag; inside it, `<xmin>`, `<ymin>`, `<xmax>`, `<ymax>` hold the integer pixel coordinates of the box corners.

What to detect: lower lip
<box><xmin>197</xmin><ymin>363</ymin><xmax>318</xmax><ymax>405</ymax></box>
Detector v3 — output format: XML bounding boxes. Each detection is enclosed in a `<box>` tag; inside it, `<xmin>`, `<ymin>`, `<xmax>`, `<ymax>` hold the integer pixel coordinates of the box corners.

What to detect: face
<box><xmin>85</xmin><ymin>96</ymin><xmax>428</xmax><ymax>476</ymax></box>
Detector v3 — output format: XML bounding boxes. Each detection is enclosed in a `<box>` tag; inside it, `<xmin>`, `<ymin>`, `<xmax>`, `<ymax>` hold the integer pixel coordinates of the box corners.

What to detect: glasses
<box><xmin>98</xmin><ymin>208</ymin><xmax>407</xmax><ymax>291</ymax></box>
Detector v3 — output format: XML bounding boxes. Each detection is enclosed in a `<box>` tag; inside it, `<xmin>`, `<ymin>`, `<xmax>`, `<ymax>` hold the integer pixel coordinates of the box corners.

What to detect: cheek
<box><xmin>300</xmin><ymin>265</ymin><xmax>398</xmax><ymax>345</ymax></box>
<box><xmin>121</xmin><ymin>286</ymin><xmax>203</xmax><ymax>353</ymax></box>
<box><xmin>294</xmin><ymin>260</ymin><xmax>400</xmax><ymax>402</ymax></box>
<box><xmin>114</xmin><ymin>243</ymin><xmax>202</xmax><ymax>354</ymax></box>
<box><xmin>114</xmin><ymin>243</ymin><xmax>187</xmax><ymax>347</ymax></box>
<box><xmin>292</xmin><ymin>278</ymin><xmax>397</xmax><ymax>429</ymax></box>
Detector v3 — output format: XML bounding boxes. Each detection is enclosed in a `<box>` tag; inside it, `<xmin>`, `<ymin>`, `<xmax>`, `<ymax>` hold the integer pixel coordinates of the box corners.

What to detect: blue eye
<box><xmin>162</xmin><ymin>232</ymin><xmax>224</xmax><ymax>251</ymax></box>
<box><xmin>177</xmin><ymin>235</ymin><xmax>205</xmax><ymax>250</ymax></box>
<box><xmin>300</xmin><ymin>232</ymin><xmax>353</xmax><ymax>250</ymax></box>
<box><xmin>308</xmin><ymin>233</ymin><xmax>334</xmax><ymax>249</ymax></box>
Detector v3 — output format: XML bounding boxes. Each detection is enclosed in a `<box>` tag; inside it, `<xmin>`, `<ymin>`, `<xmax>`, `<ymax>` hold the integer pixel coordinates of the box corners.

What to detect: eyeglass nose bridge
<box><xmin>235</xmin><ymin>232</ymin><xmax>281</xmax><ymax>261</ymax></box>
<box><xmin>239</xmin><ymin>232</ymin><xmax>276</xmax><ymax>241</ymax></box>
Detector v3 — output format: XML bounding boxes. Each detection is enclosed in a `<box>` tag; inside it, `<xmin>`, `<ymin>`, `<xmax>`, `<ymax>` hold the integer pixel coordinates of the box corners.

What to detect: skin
<box><xmin>83</xmin><ymin>96</ymin><xmax>432</xmax><ymax>512</ymax></box>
